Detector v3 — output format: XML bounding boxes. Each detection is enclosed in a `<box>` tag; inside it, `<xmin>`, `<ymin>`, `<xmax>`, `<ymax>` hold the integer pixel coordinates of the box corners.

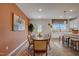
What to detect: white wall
<box><xmin>31</xmin><ymin>19</ymin><xmax>67</xmax><ymax>38</ymax></box>
<box><xmin>30</xmin><ymin>19</ymin><xmax>52</xmax><ymax>34</ymax></box>
<box><xmin>31</xmin><ymin>19</ymin><xmax>70</xmax><ymax>38</ymax></box>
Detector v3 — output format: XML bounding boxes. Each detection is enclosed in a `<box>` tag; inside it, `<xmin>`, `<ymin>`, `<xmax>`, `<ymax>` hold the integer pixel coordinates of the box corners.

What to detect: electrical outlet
<box><xmin>5</xmin><ymin>46</ymin><xmax>8</xmax><ymax>50</ymax></box>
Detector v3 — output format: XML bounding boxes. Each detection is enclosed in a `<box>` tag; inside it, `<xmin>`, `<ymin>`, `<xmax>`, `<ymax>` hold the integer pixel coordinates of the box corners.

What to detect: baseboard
<box><xmin>7</xmin><ymin>40</ymin><xmax>28</xmax><ymax>56</ymax></box>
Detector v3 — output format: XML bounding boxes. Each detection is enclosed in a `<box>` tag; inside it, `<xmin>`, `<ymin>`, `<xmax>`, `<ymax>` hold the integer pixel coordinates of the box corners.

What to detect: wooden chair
<box><xmin>27</xmin><ymin>35</ymin><xmax>33</xmax><ymax>49</ymax></box>
<box><xmin>47</xmin><ymin>34</ymin><xmax>51</xmax><ymax>49</ymax></box>
<box><xmin>43</xmin><ymin>33</ymin><xmax>51</xmax><ymax>49</ymax></box>
<box><xmin>33</xmin><ymin>40</ymin><xmax>48</xmax><ymax>56</ymax></box>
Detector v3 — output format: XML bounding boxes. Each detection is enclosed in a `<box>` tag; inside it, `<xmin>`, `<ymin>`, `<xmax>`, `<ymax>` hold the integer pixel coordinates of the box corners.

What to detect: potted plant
<box><xmin>28</xmin><ymin>23</ymin><xmax>34</xmax><ymax>34</ymax></box>
<box><xmin>48</xmin><ymin>23</ymin><xmax>52</xmax><ymax>28</ymax></box>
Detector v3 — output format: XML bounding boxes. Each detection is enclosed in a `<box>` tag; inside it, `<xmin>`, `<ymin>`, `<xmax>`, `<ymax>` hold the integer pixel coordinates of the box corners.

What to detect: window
<box><xmin>53</xmin><ymin>23</ymin><xmax>66</xmax><ymax>30</ymax></box>
<box><xmin>37</xmin><ymin>24</ymin><xmax>42</xmax><ymax>33</ymax></box>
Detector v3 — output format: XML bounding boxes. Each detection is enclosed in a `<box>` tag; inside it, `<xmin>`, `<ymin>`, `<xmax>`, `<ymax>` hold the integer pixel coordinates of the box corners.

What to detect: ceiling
<box><xmin>16</xmin><ymin>3</ymin><xmax>79</xmax><ymax>19</ymax></box>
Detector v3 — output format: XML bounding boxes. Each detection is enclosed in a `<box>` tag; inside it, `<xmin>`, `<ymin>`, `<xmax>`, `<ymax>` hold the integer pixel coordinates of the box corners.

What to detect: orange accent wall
<box><xmin>0</xmin><ymin>4</ymin><xmax>29</xmax><ymax>55</ymax></box>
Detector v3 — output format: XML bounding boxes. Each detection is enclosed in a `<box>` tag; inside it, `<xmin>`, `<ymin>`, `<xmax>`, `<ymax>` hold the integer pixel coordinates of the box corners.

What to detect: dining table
<box><xmin>32</xmin><ymin>34</ymin><xmax>50</xmax><ymax>40</ymax></box>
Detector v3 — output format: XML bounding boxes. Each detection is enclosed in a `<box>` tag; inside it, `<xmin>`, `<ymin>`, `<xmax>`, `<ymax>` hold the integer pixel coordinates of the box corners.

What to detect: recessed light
<box><xmin>38</xmin><ymin>8</ymin><xmax>42</xmax><ymax>12</ymax></box>
<box><xmin>69</xmin><ymin>9</ymin><xmax>73</xmax><ymax>12</ymax></box>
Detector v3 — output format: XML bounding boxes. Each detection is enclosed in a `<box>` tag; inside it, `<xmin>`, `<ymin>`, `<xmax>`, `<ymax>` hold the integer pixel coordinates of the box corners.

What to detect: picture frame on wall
<box><xmin>12</xmin><ymin>13</ymin><xmax>25</xmax><ymax>31</ymax></box>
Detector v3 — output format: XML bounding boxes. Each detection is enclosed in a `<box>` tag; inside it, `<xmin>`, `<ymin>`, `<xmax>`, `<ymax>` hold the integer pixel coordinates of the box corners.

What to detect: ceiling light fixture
<box><xmin>38</xmin><ymin>8</ymin><xmax>42</xmax><ymax>12</ymax></box>
<box><xmin>69</xmin><ymin>9</ymin><xmax>73</xmax><ymax>12</ymax></box>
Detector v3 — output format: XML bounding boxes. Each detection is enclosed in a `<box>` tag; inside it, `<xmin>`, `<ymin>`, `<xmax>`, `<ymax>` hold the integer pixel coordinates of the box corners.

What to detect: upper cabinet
<box><xmin>70</xmin><ymin>17</ymin><xmax>79</xmax><ymax>30</ymax></box>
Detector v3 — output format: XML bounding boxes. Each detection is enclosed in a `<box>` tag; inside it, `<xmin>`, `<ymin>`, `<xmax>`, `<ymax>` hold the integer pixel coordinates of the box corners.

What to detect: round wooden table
<box><xmin>32</xmin><ymin>35</ymin><xmax>50</xmax><ymax>40</ymax></box>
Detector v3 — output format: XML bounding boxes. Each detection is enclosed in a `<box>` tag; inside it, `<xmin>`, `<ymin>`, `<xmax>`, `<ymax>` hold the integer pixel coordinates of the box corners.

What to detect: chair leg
<box><xmin>49</xmin><ymin>44</ymin><xmax>51</xmax><ymax>50</ymax></box>
<box><xmin>33</xmin><ymin>50</ymin><xmax>35</xmax><ymax>56</ymax></box>
<box><xmin>28</xmin><ymin>44</ymin><xmax>30</xmax><ymax>50</ymax></box>
<box><xmin>59</xmin><ymin>36</ymin><xmax>61</xmax><ymax>43</ymax></box>
<box><xmin>33</xmin><ymin>53</ymin><xmax>35</xmax><ymax>56</ymax></box>
<box><xmin>71</xmin><ymin>40</ymin><xmax>73</xmax><ymax>49</ymax></box>
<box><xmin>46</xmin><ymin>51</ymin><xmax>47</xmax><ymax>56</ymax></box>
<box><xmin>78</xmin><ymin>42</ymin><xmax>79</xmax><ymax>51</ymax></box>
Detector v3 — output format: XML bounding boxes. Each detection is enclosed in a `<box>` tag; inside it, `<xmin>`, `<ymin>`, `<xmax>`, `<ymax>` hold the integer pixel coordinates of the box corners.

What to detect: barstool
<box><xmin>62</xmin><ymin>35</ymin><xmax>70</xmax><ymax>47</ymax></box>
<box><xmin>71</xmin><ymin>38</ymin><xmax>79</xmax><ymax>51</ymax></box>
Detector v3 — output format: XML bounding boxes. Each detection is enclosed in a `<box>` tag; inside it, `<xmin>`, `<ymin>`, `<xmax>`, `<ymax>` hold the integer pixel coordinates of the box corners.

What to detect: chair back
<box><xmin>33</xmin><ymin>40</ymin><xmax>47</xmax><ymax>51</ymax></box>
<box><xmin>27</xmin><ymin>35</ymin><xmax>33</xmax><ymax>44</ymax></box>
